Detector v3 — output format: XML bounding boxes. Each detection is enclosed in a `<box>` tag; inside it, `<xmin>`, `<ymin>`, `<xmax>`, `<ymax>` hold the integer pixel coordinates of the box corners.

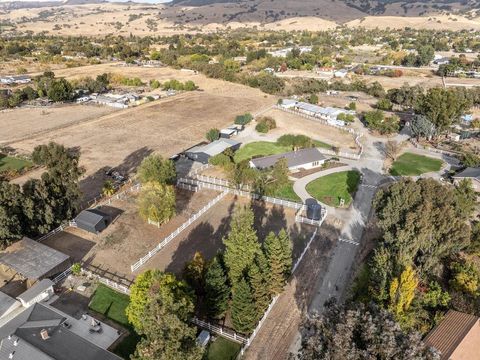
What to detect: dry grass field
<box><xmin>0</xmin><ymin>104</ymin><xmax>116</xmax><ymax>145</ymax></box>
<box><xmin>7</xmin><ymin>65</ymin><xmax>273</xmax><ymax>198</ymax></box>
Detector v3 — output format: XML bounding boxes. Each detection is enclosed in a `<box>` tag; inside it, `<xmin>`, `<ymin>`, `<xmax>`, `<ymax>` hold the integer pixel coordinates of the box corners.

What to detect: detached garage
<box><xmin>75</xmin><ymin>209</ymin><xmax>111</xmax><ymax>234</ymax></box>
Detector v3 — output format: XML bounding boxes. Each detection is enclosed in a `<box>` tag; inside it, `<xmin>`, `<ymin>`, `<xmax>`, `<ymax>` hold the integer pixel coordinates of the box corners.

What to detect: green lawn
<box><xmin>390</xmin><ymin>152</ymin><xmax>443</xmax><ymax>176</ymax></box>
<box><xmin>272</xmin><ymin>182</ymin><xmax>301</xmax><ymax>202</ymax></box>
<box><xmin>234</xmin><ymin>141</ymin><xmax>291</xmax><ymax>163</ymax></box>
<box><xmin>206</xmin><ymin>337</ymin><xmax>242</xmax><ymax>360</ymax></box>
<box><xmin>89</xmin><ymin>284</ymin><xmax>139</xmax><ymax>359</ymax></box>
<box><xmin>306</xmin><ymin>170</ymin><xmax>361</xmax><ymax>207</ymax></box>
<box><xmin>89</xmin><ymin>284</ymin><xmax>130</xmax><ymax>326</ymax></box>
<box><xmin>0</xmin><ymin>154</ymin><xmax>32</xmax><ymax>173</ymax></box>
<box><xmin>313</xmin><ymin>140</ymin><xmax>333</xmax><ymax>150</ymax></box>
<box><xmin>234</xmin><ymin>140</ymin><xmax>332</xmax><ymax>163</ymax></box>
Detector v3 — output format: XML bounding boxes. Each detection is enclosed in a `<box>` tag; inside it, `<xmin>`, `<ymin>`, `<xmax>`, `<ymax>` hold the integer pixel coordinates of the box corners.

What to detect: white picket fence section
<box><xmin>191</xmin><ymin>318</ymin><xmax>248</xmax><ymax>344</ymax></box>
<box><xmin>82</xmin><ymin>269</ymin><xmax>131</xmax><ymax>295</ymax></box>
<box><xmin>188</xmin><ymin>163</ymin><xmax>211</xmax><ymax>176</ymax></box>
<box><xmin>178</xmin><ymin>178</ymin><xmax>304</xmax><ymax>211</ymax></box>
<box><xmin>243</xmin><ymin>295</ymin><xmax>279</xmax><ymax>350</ymax></box>
<box><xmin>195</xmin><ymin>175</ymin><xmax>230</xmax><ymax>187</ymax></box>
<box><xmin>37</xmin><ymin>220</ymin><xmax>77</xmax><ymax>243</ymax></box>
<box><xmin>131</xmin><ymin>190</ymin><xmax>229</xmax><ymax>272</ymax></box>
<box><xmin>275</xmin><ymin>105</ymin><xmax>364</xmax><ymax>159</ymax></box>
<box><xmin>52</xmin><ymin>267</ymin><xmax>73</xmax><ymax>284</ymax></box>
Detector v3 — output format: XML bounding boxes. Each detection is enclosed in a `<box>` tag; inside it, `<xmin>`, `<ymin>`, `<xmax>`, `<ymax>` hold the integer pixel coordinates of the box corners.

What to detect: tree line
<box><xmin>0</xmin><ymin>142</ymin><xmax>84</xmax><ymax>247</ymax></box>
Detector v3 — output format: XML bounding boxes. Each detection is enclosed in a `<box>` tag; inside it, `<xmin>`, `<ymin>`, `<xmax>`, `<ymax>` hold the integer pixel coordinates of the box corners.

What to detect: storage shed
<box><xmin>0</xmin><ymin>237</ymin><xmax>71</xmax><ymax>287</ymax></box>
<box><xmin>185</xmin><ymin>139</ymin><xmax>241</xmax><ymax>164</ymax></box>
<box><xmin>75</xmin><ymin>209</ymin><xmax>111</xmax><ymax>234</ymax></box>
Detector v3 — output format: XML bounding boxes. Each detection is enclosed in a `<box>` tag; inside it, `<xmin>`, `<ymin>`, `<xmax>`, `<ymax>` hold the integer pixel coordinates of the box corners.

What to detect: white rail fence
<box><xmin>130</xmin><ymin>190</ymin><xmax>229</xmax><ymax>272</ymax></box>
<box><xmin>191</xmin><ymin>318</ymin><xmax>248</xmax><ymax>344</ymax></box>
<box><xmin>178</xmin><ymin>178</ymin><xmax>304</xmax><ymax>211</ymax></box>
<box><xmin>52</xmin><ymin>267</ymin><xmax>73</xmax><ymax>284</ymax></box>
<box><xmin>188</xmin><ymin>163</ymin><xmax>211</xmax><ymax>177</ymax></box>
<box><xmin>36</xmin><ymin>183</ymin><xmax>141</xmax><ymax>243</ymax></box>
<box><xmin>82</xmin><ymin>269</ymin><xmax>131</xmax><ymax>295</ymax></box>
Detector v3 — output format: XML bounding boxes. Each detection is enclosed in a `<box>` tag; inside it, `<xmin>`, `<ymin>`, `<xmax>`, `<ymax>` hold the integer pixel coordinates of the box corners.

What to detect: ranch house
<box><xmin>185</xmin><ymin>139</ymin><xmax>241</xmax><ymax>164</ymax></box>
<box><xmin>249</xmin><ymin>148</ymin><xmax>327</xmax><ymax>172</ymax></box>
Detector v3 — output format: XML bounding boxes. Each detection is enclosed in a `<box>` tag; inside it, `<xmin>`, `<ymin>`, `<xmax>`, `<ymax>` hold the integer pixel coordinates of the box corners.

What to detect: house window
<box><xmin>312</xmin><ymin>161</ymin><xmax>320</xmax><ymax>167</ymax></box>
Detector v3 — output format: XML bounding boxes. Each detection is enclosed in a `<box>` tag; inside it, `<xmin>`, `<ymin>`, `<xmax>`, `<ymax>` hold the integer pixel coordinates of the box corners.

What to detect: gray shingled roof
<box><xmin>453</xmin><ymin>167</ymin><xmax>480</xmax><ymax>179</ymax></box>
<box><xmin>0</xmin><ymin>238</ymin><xmax>70</xmax><ymax>280</ymax></box>
<box><xmin>0</xmin><ymin>304</ymin><xmax>122</xmax><ymax>360</ymax></box>
<box><xmin>0</xmin><ymin>292</ymin><xmax>20</xmax><ymax>319</ymax></box>
<box><xmin>17</xmin><ymin>280</ymin><xmax>54</xmax><ymax>305</ymax></box>
<box><xmin>250</xmin><ymin>148</ymin><xmax>326</xmax><ymax>169</ymax></box>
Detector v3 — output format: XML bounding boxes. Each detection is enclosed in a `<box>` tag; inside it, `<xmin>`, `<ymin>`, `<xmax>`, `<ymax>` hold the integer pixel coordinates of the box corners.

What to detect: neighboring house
<box><xmin>0</xmin><ymin>301</ymin><xmax>122</xmax><ymax>360</ymax></box>
<box><xmin>0</xmin><ymin>238</ymin><xmax>71</xmax><ymax>288</ymax></box>
<box><xmin>249</xmin><ymin>148</ymin><xmax>327</xmax><ymax>171</ymax></box>
<box><xmin>424</xmin><ymin>310</ymin><xmax>480</xmax><ymax>360</ymax></box>
<box><xmin>433</xmin><ymin>57</ymin><xmax>450</xmax><ymax>65</ymax></box>
<box><xmin>74</xmin><ymin>209</ymin><xmax>111</xmax><ymax>234</ymax></box>
<box><xmin>452</xmin><ymin>167</ymin><xmax>480</xmax><ymax>192</ymax></box>
<box><xmin>334</xmin><ymin>69</ymin><xmax>348</xmax><ymax>78</ymax></box>
<box><xmin>0</xmin><ymin>75</ymin><xmax>31</xmax><ymax>85</ymax></box>
<box><xmin>185</xmin><ymin>139</ymin><xmax>241</xmax><ymax>164</ymax></box>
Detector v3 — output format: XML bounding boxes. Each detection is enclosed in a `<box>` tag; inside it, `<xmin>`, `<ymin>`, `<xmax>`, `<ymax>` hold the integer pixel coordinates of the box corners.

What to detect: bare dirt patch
<box><xmin>244</xmin><ymin>218</ymin><xmax>340</xmax><ymax>360</ymax></box>
<box><xmin>262</xmin><ymin>108</ymin><xmax>359</xmax><ymax>152</ymax></box>
<box><xmin>142</xmin><ymin>194</ymin><xmax>313</xmax><ymax>277</ymax></box>
<box><xmin>43</xmin><ymin>188</ymin><xmax>219</xmax><ymax>281</ymax></box>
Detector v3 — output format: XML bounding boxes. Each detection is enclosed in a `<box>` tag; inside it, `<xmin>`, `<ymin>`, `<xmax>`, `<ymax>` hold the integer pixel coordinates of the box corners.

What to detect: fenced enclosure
<box><xmin>130</xmin><ymin>190</ymin><xmax>229</xmax><ymax>272</ymax></box>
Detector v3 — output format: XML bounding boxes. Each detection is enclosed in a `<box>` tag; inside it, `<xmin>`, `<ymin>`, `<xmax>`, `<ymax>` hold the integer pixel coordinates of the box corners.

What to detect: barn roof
<box><xmin>424</xmin><ymin>310</ymin><xmax>479</xmax><ymax>360</ymax></box>
<box><xmin>0</xmin><ymin>238</ymin><xmax>70</xmax><ymax>280</ymax></box>
<box><xmin>187</xmin><ymin>139</ymin><xmax>240</xmax><ymax>157</ymax></box>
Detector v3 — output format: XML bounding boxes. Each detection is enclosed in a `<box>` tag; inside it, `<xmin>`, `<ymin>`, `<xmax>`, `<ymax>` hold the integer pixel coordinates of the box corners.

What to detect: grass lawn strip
<box><xmin>390</xmin><ymin>152</ymin><xmax>443</xmax><ymax>176</ymax></box>
<box><xmin>0</xmin><ymin>155</ymin><xmax>32</xmax><ymax>172</ymax></box>
<box><xmin>89</xmin><ymin>284</ymin><xmax>139</xmax><ymax>359</ymax></box>
<box><xmin>206</xmin><ymin>337</ymin><xmax>242</xmax><ymax>360</ymax></box>
<box><xmin>272</xmin><ymin>182</ymin><xmax>301</xmax><ymax>202</ymax></box>
<box><xmin>306</xmin><ymin>170</ymin><xmax>361</xmax><ymax>207</ymax></box>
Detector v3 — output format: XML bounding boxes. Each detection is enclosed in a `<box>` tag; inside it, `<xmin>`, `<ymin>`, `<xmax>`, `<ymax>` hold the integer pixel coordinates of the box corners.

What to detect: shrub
<box><xmin>255</xmin><ymin>116</ymin><xmax>276</xmax><ymax>133</ymax></box>
<box><xmin>209</xmin><ymin>153</ymin><xmax>232</xmax><ymax>167</ymax></box>
<box><xmin>377</xmin><ymin>98</ymin><xmax>393</xmax><ymax>110</ymax></box>
<box><xmin>235</xmin><ymin>113</ymin><xmax>253</xmax><ymax>125</ymax></box>
<box><xmin>206</xmin><ymin>128</ymin><xmax>220</xmax><ymax>142</ymax></box>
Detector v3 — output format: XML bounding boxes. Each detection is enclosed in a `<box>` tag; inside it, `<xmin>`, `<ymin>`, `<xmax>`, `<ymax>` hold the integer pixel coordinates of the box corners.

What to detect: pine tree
<box><xmin>277</xmin><ymin>229</ymin><xmax>292</xmax><ymax>277</ymax></box>
<box><xmin>264</xmin><ymin>232</ymin><xmax>285</xmax><ymax>295</ymax></box>
<box><xmin>248</xmin><ymin>253</ymin><xmax>271</xmax><ymax>318</ymax></box>
<box><xmin>231</xmin><ymin>278</ymin><xmax>257</xmax><ymax>334</ymax></box>
<box><xmin>204</xmin><ymin>257</ymin><xmax>230</xmax><ymax>319</ymax></box>
<box><xmin>223</xmin><ymin>206</ymin><xmax>261</xmax><ymax>285</ymax></box>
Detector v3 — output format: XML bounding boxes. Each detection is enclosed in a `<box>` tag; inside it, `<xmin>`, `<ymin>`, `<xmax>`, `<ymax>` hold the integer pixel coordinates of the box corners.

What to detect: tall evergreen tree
<box><xmin>183</xmin><ymin>251</ymin><xmax>206</xmax><ymax>297</ymax></box>
<box><xmin>248</xmin><ymin>253</ymin><xmax>271</xmax><ymax>318</ymax></box>
<box><xmin>204</xmin><ymin>256</ymin><xmax>230</xmax><ymax>319</ymax></box>
<box><xmin>264</xmin><ymin>232</ymin><xmax>286</xmax><ymax>295</ymax></box>
<box><xmin>231</xmin><ymin>278</ymin><xmax>257</xmax><ymax>334</ymax></box>
<box><xmin>277</xmin><ymin>229</ymin><xmax>292</xmax><ymax>277</ymax></box>
<box><xmin>223</xmin><ymin>206</ymin><xmax>260</xmax><ymax>285</ymax></box>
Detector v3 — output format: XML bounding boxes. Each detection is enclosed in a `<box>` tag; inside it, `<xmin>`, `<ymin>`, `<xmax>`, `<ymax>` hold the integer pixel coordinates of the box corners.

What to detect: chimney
<box><xmin>8</xmin><ymin>352</ymin><xmax>14</xmax><ymax>359</ymax></box>
<box><xmin>40</xmin><ymin>329</ymin><xmax>49</xmax><ymax>340</ymax></box>
<box><xmin>13</xmin><ymin>339</ymin><xmax>18</xmax><ymax>346</ymax></box>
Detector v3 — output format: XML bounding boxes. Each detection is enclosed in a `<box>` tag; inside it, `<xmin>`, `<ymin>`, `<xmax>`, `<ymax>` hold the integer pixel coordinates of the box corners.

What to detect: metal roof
<box><xmin>424</xmin><ymin>310</ymin><xmax>479</xmax><ymax>360</ymax></box>
<box><xmin>187</xmin><ymin>139</ymin><xmax>240</xmax><ymax>157</ymax></box>
<box><xmin>0</xmin><ymin>238</ymin><xmax>70</xmax><ymax>280</ymax></box>
<box><xmin>250</xmin><ymin>148</ymin><xmax>326</xmax><ymax>169</ymax></box>
<box><xmin>17</xmin><ymin>280</ymin><xmax>54</xmax><ymax>305</ymax></box>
